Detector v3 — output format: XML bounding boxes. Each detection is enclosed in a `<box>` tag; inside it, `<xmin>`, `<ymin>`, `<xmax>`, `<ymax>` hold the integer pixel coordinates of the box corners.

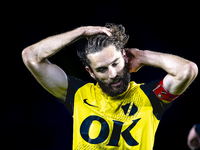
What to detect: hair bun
<box><xmin>105</xmin><ymin>23</ymin><xmax>129</xmax><ymax>47</ymax></box>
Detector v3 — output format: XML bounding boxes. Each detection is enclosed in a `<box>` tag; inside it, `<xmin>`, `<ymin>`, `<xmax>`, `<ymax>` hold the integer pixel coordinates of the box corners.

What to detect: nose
<box><xmin>108</xmin><ymin>67</ymin><xmax>117</xmax><ymax>79</ymax></box>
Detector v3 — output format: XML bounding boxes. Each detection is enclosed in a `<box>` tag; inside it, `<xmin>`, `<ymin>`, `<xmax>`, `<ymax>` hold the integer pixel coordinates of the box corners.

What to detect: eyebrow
<box><xmin>95</xmin><ymin>58</ymin><xmax>120</xmax><ymax>71</ymax></box>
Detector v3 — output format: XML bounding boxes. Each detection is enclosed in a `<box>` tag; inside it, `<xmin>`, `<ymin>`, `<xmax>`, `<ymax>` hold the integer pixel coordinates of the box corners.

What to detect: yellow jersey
<box><xmin>63</xmin><ymin>77</ymin><xmax>171</xmax><ymax>150</ymax></box>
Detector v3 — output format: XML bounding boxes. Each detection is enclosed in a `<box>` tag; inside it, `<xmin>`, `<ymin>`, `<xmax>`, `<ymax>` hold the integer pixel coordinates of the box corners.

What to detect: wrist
<box><xmin>77</xmin><ymin>26</ymin><xmax>85</xmax><ymax>35</ymax></box>
<box><xmin>73</xmin><ymin>27</ymin><xmax>85</xmax><ymax>37</ymax></box>
<box><xmin>139</xmin><ymin>50</ymin><xmax>161</xmax><ymax>66</ymax></box>
<box><xmin>137</xmin><ymin>49</ymin><xmax>148</xmax><ymax>66</ymax></box>
<box><xmin>77</xmin><ymin>26</ymin><xmax>89</xmax><ymax>37</ymax></box>
<box><xmin>64</xmin><ymin>27</ymin><xmax>85</xmax><ymax>43</ymax></box>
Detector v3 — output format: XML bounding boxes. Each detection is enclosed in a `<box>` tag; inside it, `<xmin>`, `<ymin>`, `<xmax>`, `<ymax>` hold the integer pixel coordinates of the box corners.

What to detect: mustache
<box><xmin>109</xmin><ymin>76</ymin><xmax>122</xmax><ymax>84</ymax></box>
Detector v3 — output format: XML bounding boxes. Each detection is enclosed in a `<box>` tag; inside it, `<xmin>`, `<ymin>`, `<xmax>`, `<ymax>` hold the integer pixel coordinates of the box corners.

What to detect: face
<box><xmin>86</xmin><ymin>45</ymin><xmax>130</xmax><ymax>97</ymax></box>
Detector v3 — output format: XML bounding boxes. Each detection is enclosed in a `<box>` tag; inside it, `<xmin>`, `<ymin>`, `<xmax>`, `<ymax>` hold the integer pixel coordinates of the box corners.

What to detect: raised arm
<box><xmin>125</xmin><ymin>48</ymin><xmax>198</xmax><ymax>96</ymax></box>
<box><xmin>22</xmin><ymin>26</ymin><xmax>111</xmax><ymax>100</ymax></box>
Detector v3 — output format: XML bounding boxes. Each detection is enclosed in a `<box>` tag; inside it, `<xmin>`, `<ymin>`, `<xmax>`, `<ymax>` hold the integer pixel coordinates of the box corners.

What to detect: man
<box><xmin>188</xmin><ymin>124</ymin><xmax>200</xmax><ymax>150</ymax></box>
<box><xmin>22</xmin><ymin>23</ymin><xmax>198</xmax><ymax>150</ymax></box>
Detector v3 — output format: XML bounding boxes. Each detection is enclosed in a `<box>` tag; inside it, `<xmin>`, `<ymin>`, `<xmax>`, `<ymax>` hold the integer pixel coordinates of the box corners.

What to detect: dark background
<box><xmin>2</xmin><ymin>1</ymin><xmax>200</xmax><ymax>149</ymax></box>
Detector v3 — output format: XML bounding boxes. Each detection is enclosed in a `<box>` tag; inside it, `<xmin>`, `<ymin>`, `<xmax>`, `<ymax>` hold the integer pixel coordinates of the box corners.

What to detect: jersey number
<box><xmin>80</xmin><ymin>115</ymin><xmax>140</xmax><ymax>146</ymax></box>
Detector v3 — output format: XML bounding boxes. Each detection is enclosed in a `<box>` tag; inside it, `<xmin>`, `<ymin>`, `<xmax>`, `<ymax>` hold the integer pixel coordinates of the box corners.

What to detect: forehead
<box><xmin>87</xmin><ymin>45</ymin><xmax>122</xmax><ymax>68</ymax></box>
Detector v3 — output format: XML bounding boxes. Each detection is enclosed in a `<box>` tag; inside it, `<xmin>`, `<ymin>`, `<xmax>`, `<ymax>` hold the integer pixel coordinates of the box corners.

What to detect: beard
<box><xmin>95</xmin><ymin>62</ymin><xmax>131</xmax><ymax>97</ymax></box>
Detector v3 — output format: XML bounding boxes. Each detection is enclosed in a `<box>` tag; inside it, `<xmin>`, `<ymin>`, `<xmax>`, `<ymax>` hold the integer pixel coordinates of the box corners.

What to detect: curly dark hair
<box><xmin>77</xmin><ymin>23</ymin><xmax>129</xmax><ymax>69</ymax></box>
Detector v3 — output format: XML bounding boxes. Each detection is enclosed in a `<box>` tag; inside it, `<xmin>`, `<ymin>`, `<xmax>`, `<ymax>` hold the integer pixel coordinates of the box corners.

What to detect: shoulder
<box><xmin>140</xmin><ymin>80</ymin><xmax>160</xmax><ymax>95</ymax></box>
<box><xmin>139</xmin><ymin>80</ymin><xmax>172</xmax><ymax>120</ymax></box>
<box><xmin>68</xmin><ymin>76</ymin><xmax>88</xmax><ymax>88</ymax></box>
<box><xmin>60</xmin><ymin>76</ymin><xmax>89</xmax><ymax>115</ymax></box>
<box><xmin>66</xmin><ymin>76</ymin><xmax>90</xmax><ymax>99</ymax></box>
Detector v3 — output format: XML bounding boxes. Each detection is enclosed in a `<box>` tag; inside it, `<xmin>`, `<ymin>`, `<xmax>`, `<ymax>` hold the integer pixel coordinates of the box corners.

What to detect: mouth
<box><xmin>111</xmin><ymin>80</ymin><xmax>122</xmax><ymax>87</ymax></box>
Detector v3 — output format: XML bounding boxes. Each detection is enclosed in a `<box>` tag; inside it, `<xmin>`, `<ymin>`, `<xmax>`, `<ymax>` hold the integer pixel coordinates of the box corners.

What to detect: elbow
<box><xmin>22</xmin><ymin>46</ymin><xmax>37</xmax><ymax>66</ymax></box>
<box><xmin>185</xmin><ymin>61</ymin><xmax>198</xmax><ymax>81</ymax></box>
<box><xmin>22</xmin><ymin>47</ymin><xmax>29</xmax><ymax>61</ymax></box>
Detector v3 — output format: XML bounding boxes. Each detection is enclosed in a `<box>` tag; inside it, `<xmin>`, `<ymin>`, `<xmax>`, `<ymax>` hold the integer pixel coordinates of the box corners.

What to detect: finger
<box><xmin>103</xmin><ymin>29</ymin><xmax>112</xmax><ymax>36</ymax></box>
<box><xmin>124</xmin><ymin>48</ymin><xmax>139</xmax><ymax>52</ymax></box>
<box><xmin>125</xmin><ymin>49</ymin><xmax>134</xmax><ymax>57</ymax></box>
<box><xmin>124</xmin><ymin>48</ymin><xmax>130</xmax><ymax>52</ymax></box>
<box><xmin>100</xmin><ymin>27</ymin><xmax>112</xmax><ymax>36</ymax></box>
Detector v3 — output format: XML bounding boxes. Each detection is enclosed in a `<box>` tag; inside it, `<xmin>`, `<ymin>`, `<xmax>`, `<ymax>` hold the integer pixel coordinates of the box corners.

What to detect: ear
<box><xmin>123</xmin><ymin>49</ymin><xmax>126</xmax><ymax>57</ymax></box>
<box><xmin>122</xmin><ymin>49</ymin><xmax>128</xmax><ymax>63</ymax></box>
<box><xmin>85</xmin><ymin>66</ymin><xmax>95</xmax><ymax>79</ymax></box>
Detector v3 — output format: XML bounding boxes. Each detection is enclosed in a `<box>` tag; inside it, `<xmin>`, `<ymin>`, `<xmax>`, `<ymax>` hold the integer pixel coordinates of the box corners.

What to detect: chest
<box><xmin>72</xmin><ymin>85</ymin><xmax>159</xmax><ymax>149</ymax></box>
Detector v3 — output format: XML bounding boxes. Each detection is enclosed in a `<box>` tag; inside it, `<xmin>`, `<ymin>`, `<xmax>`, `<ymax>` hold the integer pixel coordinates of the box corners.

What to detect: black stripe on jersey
<box><xmin>63</xmin><ymin>76</ymin><xmax>88</xmax><ymax>115</ymax></box>
<box><xmin>140</xmin><ymin>80</ymin><xmax>172</xmax><ymax>120</ymax></box>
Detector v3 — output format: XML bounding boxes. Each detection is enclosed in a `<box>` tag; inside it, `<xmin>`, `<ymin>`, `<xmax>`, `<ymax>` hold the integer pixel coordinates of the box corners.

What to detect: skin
<box><xmin>22</xmin><ymin>26</ymin><xmax>112</xmax><ymax>100</ymax></box>
<box><xmin>125</xmin><ymin>48</ymin><xmax>198</xmax><ymax>96</ymax></box>
<box><xmin>22</xmin><ymin>26</ymin><xmax>198</xmax><ymax>102</ymax></box>
<box><xmin>86</xmin><ymin>45</ymin><xmax>130</xmax><ymax>97</ymax></box>
<box><xmin>86</xmin><ymin>45</ymin><xmax>125</xmax><ymax>81</ymax></box>
<box><xmin>187</xmin><ymin>125</ymin><xmax>200</xmax><ymax>150</ymax></box>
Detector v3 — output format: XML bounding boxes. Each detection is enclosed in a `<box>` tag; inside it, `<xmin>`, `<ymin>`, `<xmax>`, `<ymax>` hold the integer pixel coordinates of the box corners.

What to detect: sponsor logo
<box><xmin>80</xmin><ymin>115</ymin><xmax>140</xmax><ymax>146</ymax></box>
<box><xmin>83</xmin><ymin>99</ymin><xmax>98</xmax><ymax>108</ymax></box>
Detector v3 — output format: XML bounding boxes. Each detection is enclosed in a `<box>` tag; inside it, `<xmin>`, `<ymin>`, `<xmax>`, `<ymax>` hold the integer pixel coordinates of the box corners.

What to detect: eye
<box><xmin>97</xmin><ymin>67</ymin><xmax>107</xmax><ymax>73</ymax></box>
<box><xmin>112</xmin><ymin>62</ymin><xmax>119</xmax><ymax>67</ymax></box>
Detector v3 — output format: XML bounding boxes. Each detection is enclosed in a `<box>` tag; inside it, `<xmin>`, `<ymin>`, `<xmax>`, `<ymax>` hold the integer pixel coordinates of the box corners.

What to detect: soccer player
<box><xmin>22</xmin><ymin>23</ymin><xmax>198</xmax><ymax>150</ymax></box>
<box><xmin>188</xmin><ymin>124</ymin><xmax>200</xmax><ymax>150</ymax></box>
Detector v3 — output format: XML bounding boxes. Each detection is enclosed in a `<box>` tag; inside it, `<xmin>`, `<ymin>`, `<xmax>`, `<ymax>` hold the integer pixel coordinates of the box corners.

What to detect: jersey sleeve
<box><xmin>140</xmin><ymin>80</ymin><xmax>172</xmax><ymax>120</ymax></box>
<box><xmin>61</xmin><ymin>76</ymin><xmax>88</xmax><ymax>115</ymax></box>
